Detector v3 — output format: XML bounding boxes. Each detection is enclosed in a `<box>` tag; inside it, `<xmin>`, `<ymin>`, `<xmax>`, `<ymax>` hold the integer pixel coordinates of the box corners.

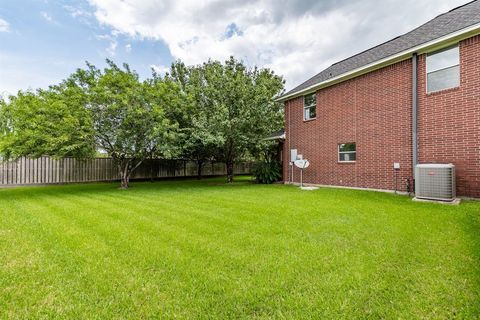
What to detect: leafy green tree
<box><xmin>0</xmin><ymin>57</ymin><xmax>283</xmax><ymax>187</ymax></box>
<box><xmin>0</xmin><ymin>87</ymin><xmax>95</xmax><ymax>160</ymax></box>
<box><xmin>69</xmin><ymin>60</ymin><xmax>181</xmax><ymax>189</ymax></box>
<box><xmin>168</xmin><ymin>61</ymin><xmax>220</xmax><ymax>179</ymax></box>
<box><xmin>251</xmin><ymin>140</ymin><xmax>282</xmax><ymax>184</ymax></box>
<box><xmin>184</xmin><ymin>57</ymin><xmax>284</xmax><ymax>183</ymax></box>
<box><xmin>0</xmin><ymin>60</ymin><xmax>181</xmax><ymax>189</ymax></box>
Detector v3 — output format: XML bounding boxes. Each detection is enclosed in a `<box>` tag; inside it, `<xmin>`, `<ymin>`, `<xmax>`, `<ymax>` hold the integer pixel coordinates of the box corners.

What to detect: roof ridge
<box><xmin>279</xmin><ymin>0</ymin><xmax>480</xmax><ymax>100</ymax></box>
<box><xmin>448</xmin><ymin>0</ymin><xmax>477</xmax><ymax>12</ymax></box>
<box><xmin>330</xmin><ymin>1</ymin><xmax>476</xmax><ymax>70</ymax></box>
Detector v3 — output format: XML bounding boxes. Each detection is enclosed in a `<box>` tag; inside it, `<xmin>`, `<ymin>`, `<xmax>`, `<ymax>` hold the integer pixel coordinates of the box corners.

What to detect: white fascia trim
<box><xmin>277</xmin><ymin>22</ymin><xmax>480</xmax><ymax>102</ymax></box>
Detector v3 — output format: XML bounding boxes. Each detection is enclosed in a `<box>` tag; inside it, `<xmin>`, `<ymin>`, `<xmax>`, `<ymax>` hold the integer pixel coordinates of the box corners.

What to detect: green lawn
<box><xmin>0</xmin><ymin>177</ymin><xmax>479</xmax><ymax>319</ymax></box>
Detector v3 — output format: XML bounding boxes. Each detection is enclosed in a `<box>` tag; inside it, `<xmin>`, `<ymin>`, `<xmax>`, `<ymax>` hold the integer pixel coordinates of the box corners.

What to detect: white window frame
<box><xmin>426</xmin><ymin>44</ymin><xmax>460</xmax><ymax>93</ymax></box>
<box><xmin>303</xmin><ymin>93</ymin><xmax>316</xmax><ymax>121</ymax></box>
<box><xmin>338</xmin><ymin>143</ymin><xmax>356</xmax><ymax>163</ymax></box>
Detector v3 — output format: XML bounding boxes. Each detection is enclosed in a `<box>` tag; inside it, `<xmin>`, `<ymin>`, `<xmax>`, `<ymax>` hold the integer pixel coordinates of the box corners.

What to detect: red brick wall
<box><xmin>417</xmin><ymin>35</ymin><xmax>480</xmax><ymax>198</ymax></box>
<box><xmin>283</xmin><ymin>35</ymin><xmax>480</xmax><ymax>197</ymax></box>
<box><xmin>283</xmin><ymin>59</ymin><xmax>413</xmax><ymax>192</ymax></box>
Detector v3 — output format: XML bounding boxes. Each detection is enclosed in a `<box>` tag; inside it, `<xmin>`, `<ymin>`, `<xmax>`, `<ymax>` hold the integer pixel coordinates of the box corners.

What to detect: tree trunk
<box><xmin>226</xmin><ymin>161</ymin><xmax>234</xmax><ymax>183</ymax></box>
<box><xmin>120</xmin><ymin>174</ymin><xmax>130</xmax><ymax>189</ymax></box>
<box><xmin>197</xmin><ymin>160</ymin><xmax>203</xmax><ymax>180</ymax></box>
<box><xmin>119</xmin><ymin>160</ymin><xmax>130</xmax><ymax>189</ymax></box>
<box><xmin>117</xmin><ymin>158</ymin><xmax>143</xmax><ymax>189</ymax></box>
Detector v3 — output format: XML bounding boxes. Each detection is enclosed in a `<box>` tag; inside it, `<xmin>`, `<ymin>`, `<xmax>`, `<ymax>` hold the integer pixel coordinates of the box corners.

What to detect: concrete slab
<box><xmin>412</xmin><ymin>197</ymin><xmax>461</xmax><ymax>205</ymax></box>
<box><xmin>300</xmin><ymin>186</ymin><xmax>319</xmax><ymax>191</ymax></box>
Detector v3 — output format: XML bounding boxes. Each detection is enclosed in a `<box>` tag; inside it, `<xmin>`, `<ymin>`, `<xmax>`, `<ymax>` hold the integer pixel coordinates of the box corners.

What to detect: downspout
<box><xmin>287</xmin><ymin>102</ymin><xmax>292</xmax><ymax>184</ymax></box>
<box><xmin>412</xmin><ymin>53</ymin><xmax>418</xmax><ymax>181</ymax></box>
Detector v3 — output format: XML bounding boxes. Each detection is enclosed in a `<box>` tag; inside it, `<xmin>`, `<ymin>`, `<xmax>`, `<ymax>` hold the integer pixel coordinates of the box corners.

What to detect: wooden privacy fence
<box><xmin>0</xmin><ymin>157</ymin><xmax>252</xmax><ymax>186</ymax></box>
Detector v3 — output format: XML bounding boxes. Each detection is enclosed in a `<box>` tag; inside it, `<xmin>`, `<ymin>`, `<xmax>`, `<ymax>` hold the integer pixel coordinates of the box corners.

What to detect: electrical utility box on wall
<box><xmin>415</xmin><ymin>164</ymin><xmax>456</xmax><ymax>201</ymax></box>
<box><xmin>290</xmin><ymin>149</ymin><xmax>298</xmax><ymax>163</ymax></box>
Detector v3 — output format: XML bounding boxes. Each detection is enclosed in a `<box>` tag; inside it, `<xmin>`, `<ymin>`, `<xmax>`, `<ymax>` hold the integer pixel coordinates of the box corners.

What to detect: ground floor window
<box><xmin>338</xmin><ymin>143</ymin><xmax>356</xmax><ymax>162</ymax></box>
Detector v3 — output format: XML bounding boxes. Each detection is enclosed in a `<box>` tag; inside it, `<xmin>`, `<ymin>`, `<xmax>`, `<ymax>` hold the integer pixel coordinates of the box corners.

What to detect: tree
<box><xmin>69</xmin><ymin>60</ymin><xmax>181</xmax><ymax>189</ymax></box>
<box><xmin>0</xmin><ymin>57</ymin><xmax>284</xmax><ymax>187</ymax></box>
<box><xmin>251</xmin><ymin>140</ymin><xmax>282</xmax><ymax>184</ymax></box>
<box><xmin>167</xmin><ymin>61</ymin><xmax>221</xmax><ymax>179</ymax></box>
<box><xmin>183</xmin><ymin>57</ymin><xmax>284</xmax><ymax>183</ymax></box>
<box><xmin>0</xmin><ymin>87</ymin><xmax>95</xmax><ymax>160</ymax></box>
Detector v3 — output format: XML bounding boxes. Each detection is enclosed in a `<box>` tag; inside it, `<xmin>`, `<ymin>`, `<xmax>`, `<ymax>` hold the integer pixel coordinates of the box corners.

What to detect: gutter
<box><xmin>412</xmin><ymin>53</ymin><xmax>418</xmax><ymax>179</ymax></box>
<box><xmin>276</xmin><ymin>22</ymin><xmax>480</xmax><ymax>102</ymax></box>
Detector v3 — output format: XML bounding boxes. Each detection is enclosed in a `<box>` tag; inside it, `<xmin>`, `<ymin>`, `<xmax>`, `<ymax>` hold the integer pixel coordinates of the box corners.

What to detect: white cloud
<box><xmin>125</xmin><ymin>43</ymin><xmax>132</xmax><ymax>53</ymax></box>
<box><xmin>150</xmin><ymin>64</ymin><xmax>169</xmax><ymax>75</ymax></box>
<box><xmin>106</xmin><ymin>41</ymin><xmax>117</xmax><ymax>56</ymax></box>
<box><xmin>63</xmin><ymin>5</ymin><xmax>94</xmax><ymax>27</ymax></box>
<box><xmin>0</xmin><ymin>18</ymin><xmax>10</xmax><ymax>32</ymax></box>
<box><xmin>95</xmin><ymin>33</ymin><xmax>118</xmax><ymax>56</ymax></box>
<box><xmin>64</xmin><ymin>5</ymin><xmax>92</xmax><ymax>18</ymax></box>
<box><xmin>40</xmin><ymin>11</ymin><xmax>53</xmax><ymax>22</ymax></box>
<box><xmin>87</xmin><ymin>0</ymin><xmax>469</xmax><ymax>90</ymax></box>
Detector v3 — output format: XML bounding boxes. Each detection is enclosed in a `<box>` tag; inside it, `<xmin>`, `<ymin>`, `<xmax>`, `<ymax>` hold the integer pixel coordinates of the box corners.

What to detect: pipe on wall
<box><xmin>412</xmin><ymin>53</ymin><xmax>418</xmax><ymax>180</ymax></box>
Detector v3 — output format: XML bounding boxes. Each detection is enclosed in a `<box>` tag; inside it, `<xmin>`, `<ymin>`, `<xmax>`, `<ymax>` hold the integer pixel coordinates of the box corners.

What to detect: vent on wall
<box><xmin>415</xmin><ymin>164</ymin><xmax>456</xmax><ymax>201</ymax></box>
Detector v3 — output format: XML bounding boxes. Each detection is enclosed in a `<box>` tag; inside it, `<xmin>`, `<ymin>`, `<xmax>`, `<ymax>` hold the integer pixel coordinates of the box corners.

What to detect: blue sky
<box><xmin>0</xmin><ymin>0</ymin><xmax>469</xmax><ymax>96</ymax></box>
<box><xmin>0</xmin><ymin>0</ymin><xmax>172</xmax><ymax>95</ymax></box>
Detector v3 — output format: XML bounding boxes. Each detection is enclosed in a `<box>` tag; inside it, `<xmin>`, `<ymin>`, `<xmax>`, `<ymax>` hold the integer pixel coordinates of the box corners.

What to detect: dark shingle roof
<box><xmin>280</xmin><ymin>0</ymin><xmax>480</xmax><ymax>99</ymax></box>
<box><xmin>264</xmin><ymin>130</ymin><xmax>285</xmax><ymax>140</ymax></box>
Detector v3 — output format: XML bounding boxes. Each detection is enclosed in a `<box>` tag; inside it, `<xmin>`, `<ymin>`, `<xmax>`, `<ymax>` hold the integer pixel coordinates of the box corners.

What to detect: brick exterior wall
<box><xmin>417</xmin><ymin>35</ymin><xmax>480</xmax><ymax>198</ymax></box>
<box><xmin>283</xmin><ymin>35</ymin><xmax>480</xmax><ymax>197</ymax></box>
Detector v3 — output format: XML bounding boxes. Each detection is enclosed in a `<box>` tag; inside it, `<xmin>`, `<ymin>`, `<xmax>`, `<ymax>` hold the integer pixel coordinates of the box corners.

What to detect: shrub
<box><xmin>252</xmin><ymin>161</ymin><xmax>282</xmax><ymax>184</ymax></box>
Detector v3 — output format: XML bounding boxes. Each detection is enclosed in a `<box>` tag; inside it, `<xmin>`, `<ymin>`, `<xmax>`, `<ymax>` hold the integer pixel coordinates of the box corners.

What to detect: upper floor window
<box><xmin>338</xmin><ymin>143</ymin><xmax>356</xmax><ymax>162</ymax></box>
<box><xmin>303</xmin><ymin>93</ymin><xmax>316</xmax><ymax>120</ymax></box>
<box><xmin>426</xmin><ymin>45</ymin><xmax>460</xmax><ymax>93</ymax></box>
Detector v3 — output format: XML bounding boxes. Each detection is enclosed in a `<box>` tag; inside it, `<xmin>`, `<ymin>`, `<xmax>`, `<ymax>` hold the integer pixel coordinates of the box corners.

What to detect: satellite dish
<box><xmin>294</xmin><ymin>159</ymin><xmax>310</xmax><ymax>169</ymax></box>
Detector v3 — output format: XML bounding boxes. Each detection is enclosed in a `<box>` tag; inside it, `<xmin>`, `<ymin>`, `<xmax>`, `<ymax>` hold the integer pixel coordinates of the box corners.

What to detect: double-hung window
<box><xmin>426</xmin><ymin>45</ymin><xmax>460</xmax><ymax>93</ymax></box>
<box><xmin>303</xmin><ymin>93</ymin><xmax>316</xmax><ymax>120</ymax></box>
<box><xmin>338</xmin><ymin>143</ymin><xmax>356</xmax><ymax>162</ymax></box>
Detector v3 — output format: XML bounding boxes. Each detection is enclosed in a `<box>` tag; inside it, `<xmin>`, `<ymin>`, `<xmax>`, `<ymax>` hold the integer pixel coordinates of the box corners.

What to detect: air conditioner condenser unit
<box><xmin>415</xmin><ymin>164</ymin><xmax>456</xmax><ymax>201</ymax></box>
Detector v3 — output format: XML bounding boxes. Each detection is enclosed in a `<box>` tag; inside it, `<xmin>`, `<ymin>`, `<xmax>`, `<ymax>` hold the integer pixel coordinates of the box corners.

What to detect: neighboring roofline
<box><xmin>276</xmin><ymin>22</ymin><xmax>480</xmax><ymax>102</ymax></box>
<box><xmin>264</xmin><ymin>132</ymin><xmax>286</xmax><ymax>141</ymax></box>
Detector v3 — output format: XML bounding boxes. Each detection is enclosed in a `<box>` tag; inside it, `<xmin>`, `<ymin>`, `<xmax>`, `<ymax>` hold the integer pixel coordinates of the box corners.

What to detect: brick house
<box><xmin>276</xmin><ymin>1</ymin><xmax>480</xmax><ymax>198</ymax></box>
